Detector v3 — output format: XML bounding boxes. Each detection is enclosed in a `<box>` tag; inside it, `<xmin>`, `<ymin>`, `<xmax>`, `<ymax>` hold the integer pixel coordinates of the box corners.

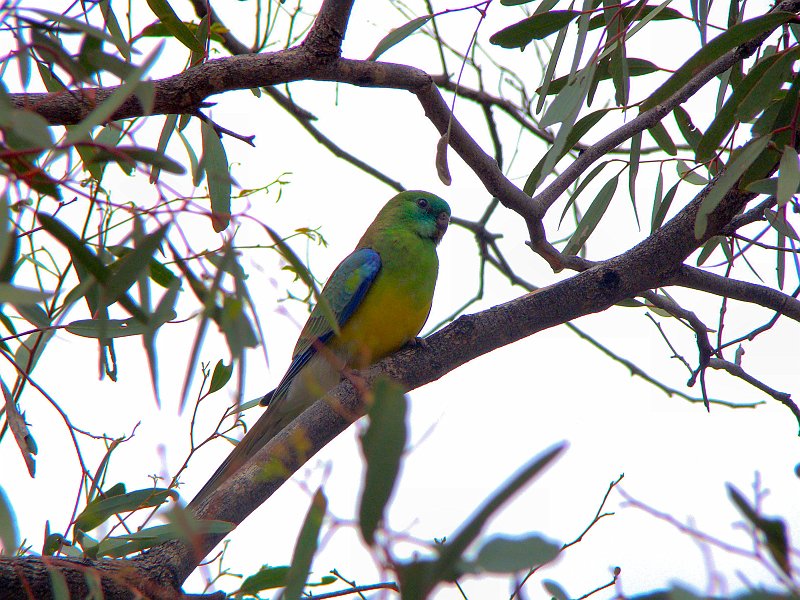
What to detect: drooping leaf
<box><xmin>642</xmin><ymin>12</ymin><xmax>795</xmax><ymax>113</ymax></box>
<box><xmin>89</xmin><ymin>146</ymin><xmax>186</xmax><ymax>176</ymax></box>
<box><xmin>695</xmin><ymin>135</ymin><xmax>771</xmax><ymax>239</ymax></box>
<box><xmin>564</xmin><ymin>175</ymin><xmax>619</xmax><ymax>255</ymax></box>
<box><xmin>199</xmin><ymin>121</ymin><xmax>231</xmax><ymax>232</ymax></box>
<box><xmin>727</xmin><ymin>484</ymin><xmax>791</xmax><ymax>576</ymax></box>
<box><xmin>367</xmin><ymin>15</ymin><xmax>432</xmax><ymax>61</ymax></box>
<box><xmin>673</xmin><ymin>105</ymin><xmax>702</xmax><ymax>152</ymax></box>
<box><xmin>98</xmin><ymin>0</ymin><xmax>131</xmax><ymax>60</ymax></box>
<box><xmin>765</xmin><ymin>208</ymin><xmax>800</xmax><ymax>241</ymax></box>
<box><xmin>777</xmin><ymin>145</ymin><xmax>800</xmax><ymax>206</ymax></box>
<box><xmin>0</xmin><ymin>486</ymin><xmax>19</xmax><ymax>555</ymax></box>
<box><xmin>629</xmin><ymin>131</ymin><xmax>641</xmax><ymax>224</ymax></box>
<box><xmin>677</xmin><ymin>161</ymin><xmax>707</xmax><ymax>185</ymax></box>
<box><xmin>435</xmin><ymin>132</ymin><xmax>452</xmax><ymax>186</ymax></box>
<box><xmin>283</xmin><ymin>489</ymin><xmax>327</xmax><ymax>600</ymax></box>
<box><xmin>536</xmin><ymin>9</ymin><xmax>570</xmax><ymax>111</ymax></box>
<box><xmin>64</xmin><ymin>43</ymin><xmax>164</xmax><ymax>144</ymax></box>
<box><xmin>150</xmin><ymin>114</ymin><xmax>179</xmax><ymax>183</ymax></box>
<box><xmin>559</xmin><ymin>161</ymin><xmax>609</xmax><ymax>226</ymax></box>
<box><xmin>526</xmin><ymin>109</ymin><xmax>611</xmax><ymax>195</ymax></box>
<box><xmin>696</xmin><ymin>49</ymin><xmax>798</xmax><ymax>162</ymax></box>
<box><xmin>647</xmin><ymin>121</ymin><xmax>677</xmax><ymax>156</ymax></box>
<box><xmin>543</xmin><ymin>580</ymin><xmax>570</xmax><ymax>600</ymax></box>
<box><xmin>359</xmin><ymin>378</ymin><xmax>408</xmax><ymax>545</ymax></box>
<box><xmin>144</xmin><ymin>0</ymin><xmax>204</xmax><ymax>52</ymax></box>
<box><xmin>434</xmin><ymin>443</ymin><xmax>567</xmax><ymax>581</ymax></box>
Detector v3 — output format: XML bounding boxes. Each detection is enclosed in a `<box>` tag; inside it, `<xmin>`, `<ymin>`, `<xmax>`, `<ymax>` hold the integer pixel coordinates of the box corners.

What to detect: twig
<box><xmin>707</xmin><ymin>358</ymin><xmax>800</xmax><ymax>433</ymax></box>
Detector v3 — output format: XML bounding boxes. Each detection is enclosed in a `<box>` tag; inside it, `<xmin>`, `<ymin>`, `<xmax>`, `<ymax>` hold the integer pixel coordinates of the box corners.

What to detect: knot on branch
<box><xmin>599</xmin><ymin>269</ymin><xmax>621</xmax><ymax>293</ymax></box>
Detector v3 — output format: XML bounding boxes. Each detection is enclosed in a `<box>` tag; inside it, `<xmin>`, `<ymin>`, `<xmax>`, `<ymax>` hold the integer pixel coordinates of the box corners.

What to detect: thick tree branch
<box><xmin>133</xmin><ymin>162</ymin><xmax>760</xmax><ymax>586</ymax></box>
<box><xmin>671</xmin><ymin>266</ymin><xmax>800</xmax><ymax>321</ymax></box>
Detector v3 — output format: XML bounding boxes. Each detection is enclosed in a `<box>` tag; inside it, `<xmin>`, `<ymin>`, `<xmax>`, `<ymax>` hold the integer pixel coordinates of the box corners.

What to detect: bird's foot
<box><xmin>405</xmin><ymin>336</ymin><xmax>428</xmax><ymax>350</ymax></box>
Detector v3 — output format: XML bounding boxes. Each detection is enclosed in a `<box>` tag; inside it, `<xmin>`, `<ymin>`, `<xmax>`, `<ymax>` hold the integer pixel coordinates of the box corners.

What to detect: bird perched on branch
<box><xmin>191</xmin><ymin>191</ymin><xmax>451</xmax><ymax>506</ymax></box>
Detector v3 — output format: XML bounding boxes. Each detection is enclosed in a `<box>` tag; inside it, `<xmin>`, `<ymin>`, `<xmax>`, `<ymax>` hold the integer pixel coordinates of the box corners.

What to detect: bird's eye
<box><xmin>417</xmin><ymin>198</ymin><xmax>429</xmax><ymax>209</ymax></box>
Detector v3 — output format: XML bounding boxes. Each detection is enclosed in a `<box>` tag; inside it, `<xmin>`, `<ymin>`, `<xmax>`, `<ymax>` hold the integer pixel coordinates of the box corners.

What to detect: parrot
<box><xmin>190</xmin><ymin>190</ymin><xmax>451</xmax><ymax>506</ymax></box>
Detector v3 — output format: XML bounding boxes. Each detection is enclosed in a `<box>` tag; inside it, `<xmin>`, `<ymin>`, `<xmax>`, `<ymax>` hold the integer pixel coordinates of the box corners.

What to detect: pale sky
<box><xmin>1</xmin><ymin>1</ymin><xmax>799</xmax><ymax>599</ymax></box>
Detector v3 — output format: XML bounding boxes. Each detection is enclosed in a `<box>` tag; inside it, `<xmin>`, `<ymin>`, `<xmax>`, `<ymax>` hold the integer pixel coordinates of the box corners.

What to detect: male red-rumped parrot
<box><xmin>191</xmin><ymin>191</ymin><xmax>451</xmax><ymax>505</ymax></box>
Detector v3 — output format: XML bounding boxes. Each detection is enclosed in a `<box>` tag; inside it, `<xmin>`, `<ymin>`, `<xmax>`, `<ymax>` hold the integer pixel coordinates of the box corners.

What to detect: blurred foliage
<box><xmin>0</xmin><ymin>0</ymin><xmax>799</xmax><ymax>598</ymax></box>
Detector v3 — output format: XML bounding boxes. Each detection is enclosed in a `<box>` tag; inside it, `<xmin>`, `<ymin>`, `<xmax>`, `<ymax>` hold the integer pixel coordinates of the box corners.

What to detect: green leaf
<box><xmin>673</xmin><ymin>106</ymin><xmax>702</xmax><ymax>151</ymax></box>
<box><xmin>745</xmin><ymin>177</ymin><xmax>779</xmax><ymax>196</ymax></box>
<box><xmin>651</xmin><ymin>178</ymin><xmax>678</xmax><ymax>233</ymax></box>
<box><xmin>208</xmin><ymin>359</ymin><xmax>233</xmax><ymax>394</ymax></box>
<box><xmin>145</xmin><ymin>0</ymin><xmax>204</xmax><ymax>52</ymax></box>
<box><xmin>736</xmin><ymin>48</ymin><xmax>800</xmax><ymax>124</ymax></box>
<box><xmin>765</xmin><ymin>208</ymin><xmax>800</xmax><ymax>241</ymax></box>
<box><xmin>695</xmin><ymin>135</ymin><xmax>771</xmax><ymax>239</ymax></box>
<box><xmin>46</xmin><ymin>564</ymin><xmax>70</xmax><ymax>599</ymax></box>
<box><xmin>0</xmin><ymin>283</ymin><xmax>51</xmax><ymax>306</ymax></box>
<box><xmin>0</xmin><ymin>486</ymin><xmax>19</xmax><ymax>555</ymax></box>
<box><xmin>359</xmin><ymin>378</ymin><xmax>408</xmax><ymax>546</ymax></box>
<box><xmin>543</xmin><ymin>580</ymin><xmax>570</xmax><ymax>600</ymax></box>
<box><xmin>587</xmin><ymin>5</ymin><xmax>683</xmax><ymax>30</ymax></box>
<box><xmin>14</xmin><ymin>329</ymin><xmax>55</xmax><ymax>378</ymax></box>
<box><xmin>777</xmin><ymin>229</ymin><xmax>786</xmax><ymax>290</ymax></box>
<box><xmin>65</xmin><ymin>310</ymin><xmax>176</xmax><ymax>339</ymax></box>
<box><xmin>727</xmin><ymin>484</ymin><xmax>791</xmax><ymax>576</ymax></box>
<box><xmin>777</xmin><ymin>146</ymin><xmax>800</xmax><ymax>206</ymax></box>
<box><xmin>98</xmin><ymin>0</ymin><xmax>131</xmax><ymax>60</ymax></box>
<box><xmin>696</xmin><ymin>50</ymin><xmax>797</xmax><ymax>162</ymax></box>
<box><xmin>150</xmin><ymin>114</ymin><xmax>179</xmax><ymax>183</ymax></box>
<box><xmin>559</xmin><ymin>161</ymin><xmax>609</xmax><ymax>226</ymax></box>
<box><xmin>220</xmin><ymin>294</ymin><xmax>259</xmax><ymax>357</ymax></box>
<box><xmin>90</xmin><ymin>146</ymin><xmax>186</xmax><ymax>175</ymax></box>
<box><xmin>677</xmin><ymin>161</ymin><xmax>707</xmax><ymax>185</ymax></box>
<box><xmin>199</xmin><ymin>121</ymin><xmax>231</xmax><ymax>232</ymax></box>
<box><xmin>64</xmin><ymin>43</ymin><xmax>163</xmax><ymax>144</ymax></box>
<box><xmin>107</xmin><ymin>245</ymin><xmax>178</xmax><ymax>288</ymax></box>
<box><xmin>564</xmin><ymin>175</ymin><xmax>619</xmax><ymax>255</ymax></box>
<box><xmin>696</xmin><ymin>236</ymin><xmax>723</xmax><ymax>266</ymax></box>
<box><xmin>528</xmin><ymin>62</ymin><xmax>598</xmax><ymax>193</ymax></box>
<box><xmin>367</xmin><ymin>15</ymin><xmax>432</xmax><ymax>60</ymax></box>
<box><xmin>647</xmin><ymin>121</ymin><xmax>677</xmax><ymax>156</ymax></box>
<box><xmin>265</xmin><ymin>226</ymin><xmax>339</xmax><ymax>337</ymax></box>
<box><xmin>283</xmin><ymin>489</ymin><xmax>327</xmax><ymax>600</ymax></box>
<box><xmin>28</xmin><ymin>9</ymin><xmax>117</xmax><ymax>44</ymax></box>
<box><xmin>238</xmin><ymin>566</ymin><xmax>291</xmax><ymax>595</ymax></box>
<box><xmin>541</xmin><ymin>69</ymin><xmax>589</xmax><ymax>127</ymax></box>
<box><xmin>490</xmin><ymin>11</ymin><xmax>580</xmax><ymax>49</ymax></box>
<box><xmin>104</xmin><ymin>224</ymin><xmax>169</xmax><ymax>305</ymax></box>
<box><xmin>95</xmin><ymin>520</ymin><xmax>234</xmax><ymax>558</ymax></box>
<box><xmin>6</xmin><ymin>109</ymin><xmax>53</xmax><ymax>150</ymax></box>
<box><xmin>74</xmin><ymin>488</ymin><xmax>177</xmax><ymax>533</ymax></box>
<box><xmin>526</xmin><ymin>109</ymin><xmax>611</xmax><ymax>195</ymax></box>
<box><xmin>475</xmin><ymin>533</ymin><xmax>561</xmax><ymax>573</ymax></box>
<box><xmin>641</xmin><ymin>12</ymin><xmax>795</xmax><ymax>112</ymax></box>
<box><xmin>435</xmin><ymin>443</ymin><xmax>567</xmax><ymax>580</ymax></box>
<box><xmin>629</xmin><ymin>131</ymin><xmax>641</xmax><ymax>224</ymax></box>
<box><xmin>535</xmin><ymin>10</ymin><xmax>570</xmax><ymax>111</ymax></box>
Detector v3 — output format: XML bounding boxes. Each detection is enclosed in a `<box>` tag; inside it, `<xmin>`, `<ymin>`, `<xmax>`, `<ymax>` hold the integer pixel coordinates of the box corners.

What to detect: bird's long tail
<box><xmin>187</xmin><ymin>398</ymin><xmax>284</xmax><ymax>509</ymax></box>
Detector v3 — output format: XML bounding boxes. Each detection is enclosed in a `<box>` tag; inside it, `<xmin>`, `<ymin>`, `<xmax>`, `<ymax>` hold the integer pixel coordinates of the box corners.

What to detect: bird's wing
<box><xmin>263</xmin><ymin>247</ymin><xmax>381</xmax><ymax>406</ymax></box>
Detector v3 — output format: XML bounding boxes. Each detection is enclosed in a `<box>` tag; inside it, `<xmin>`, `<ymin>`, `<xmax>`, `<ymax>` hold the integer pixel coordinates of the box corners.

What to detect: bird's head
<box><xmin>385</xmin><ymin>190</ymin><xmax>451</xmax><ymax>245</ymax></box>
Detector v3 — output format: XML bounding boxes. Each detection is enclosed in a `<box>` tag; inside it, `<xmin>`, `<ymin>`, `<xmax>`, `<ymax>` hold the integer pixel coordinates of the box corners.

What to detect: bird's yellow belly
<box><xmin>331</xmin><ymin>274</ymin><xmax>432</xmax><ymax>367</ymax></box>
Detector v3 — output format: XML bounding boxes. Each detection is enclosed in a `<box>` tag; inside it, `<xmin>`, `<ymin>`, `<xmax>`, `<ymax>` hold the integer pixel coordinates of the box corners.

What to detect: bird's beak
<box><xmin>434</xmin><ymin>211</ymin><xmax>449</xmax><ymax>244</ymax></box>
